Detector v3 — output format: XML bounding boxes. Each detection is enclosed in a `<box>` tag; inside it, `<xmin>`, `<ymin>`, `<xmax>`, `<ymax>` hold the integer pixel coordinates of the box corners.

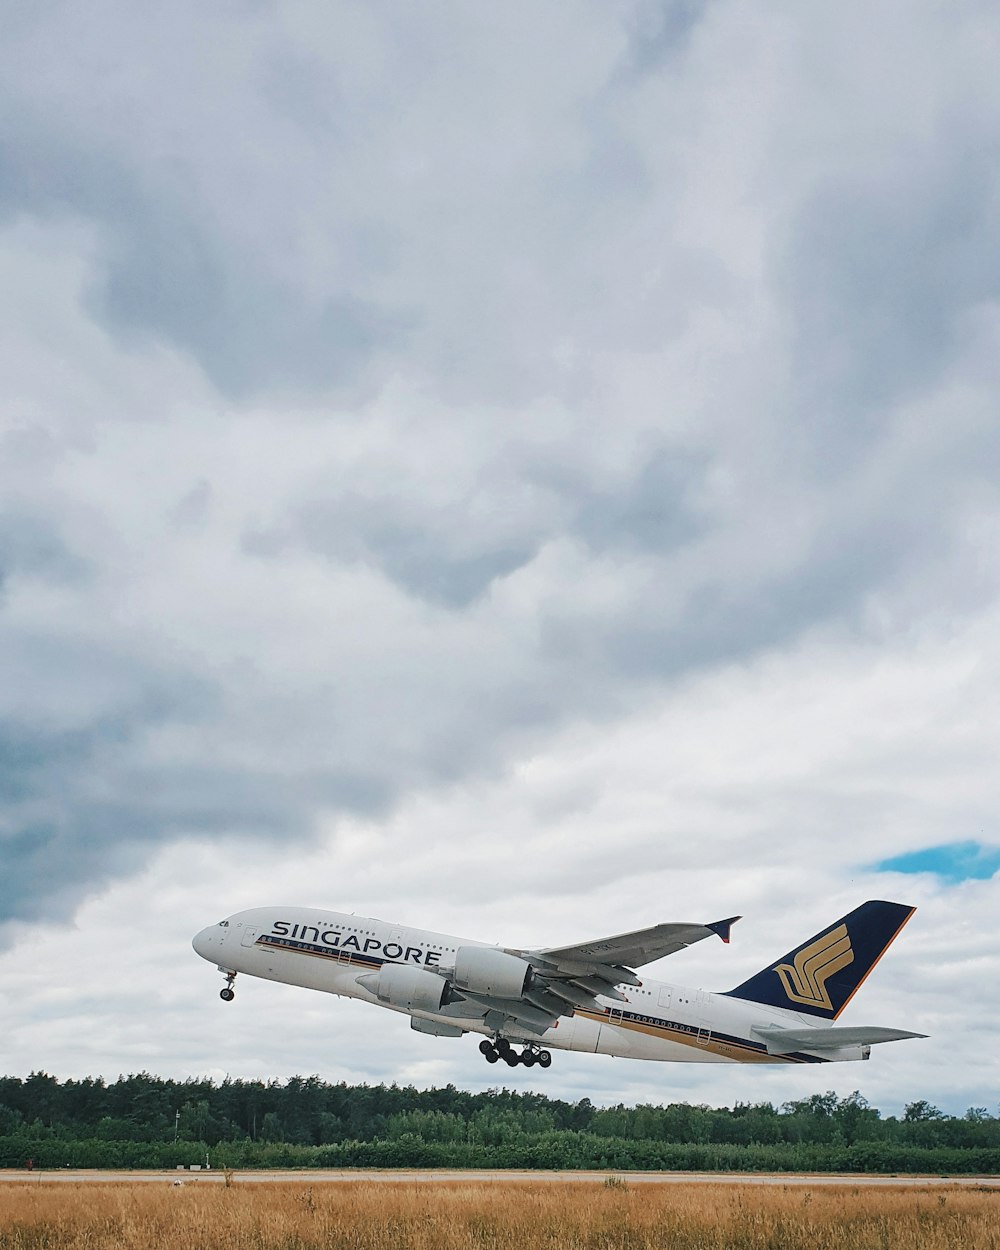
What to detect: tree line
<box><xmin>1</xmin><ymin>1073</ymin><xmax>997</xmax><ymax>1173</ymax></box>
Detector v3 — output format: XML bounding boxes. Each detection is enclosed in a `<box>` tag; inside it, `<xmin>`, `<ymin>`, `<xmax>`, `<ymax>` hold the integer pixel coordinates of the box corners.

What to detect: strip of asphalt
<box><xmin>2</xmin><ymin>1170</ymin><xmax>998</xmax><ymax>1187</ymax></box>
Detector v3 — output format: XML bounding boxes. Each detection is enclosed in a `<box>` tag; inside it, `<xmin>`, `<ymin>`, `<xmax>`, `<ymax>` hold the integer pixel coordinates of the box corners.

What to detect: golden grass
<box><xmin>0</xmin><ymin>1179</ymin><xmax>997</xmax><ymax>1250</ymax></box>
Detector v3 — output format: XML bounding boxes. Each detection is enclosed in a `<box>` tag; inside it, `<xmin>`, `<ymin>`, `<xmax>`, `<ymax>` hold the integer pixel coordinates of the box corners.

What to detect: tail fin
<box><xmin>725</xmin><ymin>900</ymin><xmax>915</xmax><ymax>1020</ymax></box>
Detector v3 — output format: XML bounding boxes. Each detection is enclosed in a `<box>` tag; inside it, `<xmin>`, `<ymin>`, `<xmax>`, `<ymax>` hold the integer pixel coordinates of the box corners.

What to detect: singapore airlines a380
<box><xmin>192</xmin><ymin>900</ymin><xmax>924</xmax><ymax>1071</ymax></box>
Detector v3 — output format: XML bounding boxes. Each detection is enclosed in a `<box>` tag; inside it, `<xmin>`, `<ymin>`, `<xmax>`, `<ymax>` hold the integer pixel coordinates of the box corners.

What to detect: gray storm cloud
<box><xmin>784</xmin><ymin>146</ymin><xmax>1000</xmax><ymax>455</ymax></box>
<box><xmin>0</xmin><ymin>106</ymin><xmax>410</xmax><ymax>398</ymax></box>
<box><xmin>1</xmin><ymin>0</ymin><xmax>999</xmax><ymax>940</ymax></box>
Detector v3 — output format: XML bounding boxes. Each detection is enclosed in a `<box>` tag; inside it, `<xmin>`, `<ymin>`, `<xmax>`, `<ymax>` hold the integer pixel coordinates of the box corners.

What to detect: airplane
<box><xmin>192</xmin><ymin>899</ymin><xmax>925</xmax><ymax>1069</ymax></box>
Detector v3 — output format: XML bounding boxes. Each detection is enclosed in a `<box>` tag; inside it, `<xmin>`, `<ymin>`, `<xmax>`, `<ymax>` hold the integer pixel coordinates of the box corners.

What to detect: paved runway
<box><xmin>3</xmin><ymin>1169</ymin><xmax>998</xmax><ymax>1187</ymax></box>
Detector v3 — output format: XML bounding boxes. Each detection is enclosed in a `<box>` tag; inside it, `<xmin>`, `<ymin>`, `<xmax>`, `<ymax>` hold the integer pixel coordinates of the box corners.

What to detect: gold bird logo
<box><xmin>774</xmin><ymin>923</ymin><xmax>854</xmax><ymax>1010</ymax></box>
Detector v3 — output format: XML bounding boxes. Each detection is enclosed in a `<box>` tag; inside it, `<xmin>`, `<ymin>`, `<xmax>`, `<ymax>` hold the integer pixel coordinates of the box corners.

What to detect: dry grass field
<box><xmin>1</xmin><ymin>1179</ymin><xmax>997</xmax><ymax>1250</ymax></box>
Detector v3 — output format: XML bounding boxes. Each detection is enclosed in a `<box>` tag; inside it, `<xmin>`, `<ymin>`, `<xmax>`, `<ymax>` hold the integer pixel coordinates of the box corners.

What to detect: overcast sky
<box><xmin>2</xmin><ymin>0</ymin><xmax>999</xmax><ymax>1119</ymax></box>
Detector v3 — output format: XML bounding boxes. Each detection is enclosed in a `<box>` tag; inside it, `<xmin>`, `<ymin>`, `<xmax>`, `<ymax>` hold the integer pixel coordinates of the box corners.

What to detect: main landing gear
<box><xmin>479</xmin><ymin>1037</ymin><xmax>552</xmax><ymax>1068</ymax></box>
<box><xmin>219</xmin><ymin>970</ymin><xmax>237</xmax><ymax>1002</ymax></box>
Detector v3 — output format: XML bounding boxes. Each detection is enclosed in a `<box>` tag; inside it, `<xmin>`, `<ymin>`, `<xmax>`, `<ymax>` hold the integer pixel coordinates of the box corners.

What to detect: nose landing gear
<box><xmin>219</xmin><ymin>969</ymin><xmax>237</xmax><ymax>1002</ymax></box>
<box><xmin>479</xmin><ymin>1037</ymin><xmax>551</xmax><ymax>1068</ymax></box>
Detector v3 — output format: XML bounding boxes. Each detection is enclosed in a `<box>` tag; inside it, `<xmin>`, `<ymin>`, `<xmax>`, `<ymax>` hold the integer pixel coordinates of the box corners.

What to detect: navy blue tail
<box><xmin>724</xmin><ymin>901</ymin><xmax>915</xmax><ymax>1020</ymax></box>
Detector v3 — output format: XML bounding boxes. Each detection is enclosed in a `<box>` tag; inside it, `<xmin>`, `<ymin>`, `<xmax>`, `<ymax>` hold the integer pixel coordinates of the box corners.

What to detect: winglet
<box><xmin>706</xmin><ymin>916</ymin><xmax>741</xmax><ymax>944</ymax></box>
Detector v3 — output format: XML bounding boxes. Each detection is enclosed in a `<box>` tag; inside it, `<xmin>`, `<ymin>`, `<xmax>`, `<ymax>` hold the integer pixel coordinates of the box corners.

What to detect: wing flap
<box><xmin>544</xmin><ymin>980</ymin><xmax>600</xmax><ymax>1009</ymax></box>
<box><xmin>482</xmin><ymin>1008</ymin><xmax>553</xmax><ymax>1038</ymax></box>
<box><xmin>457</xmin><ymin>989</ymin><xmax>568</xmax><ymax>1035</ymax></box>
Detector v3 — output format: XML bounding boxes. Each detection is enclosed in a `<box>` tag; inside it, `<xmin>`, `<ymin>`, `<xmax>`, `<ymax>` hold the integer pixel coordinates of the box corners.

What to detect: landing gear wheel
<box><xmin>219</xmin><ymin>988</ymin><xmax>235</xmax><ymax>1002</ymax></box>
<box><xmin>485</xmin><ymin>1049</ymin><xmax>499</xmax><ymax>1064</ymax></box>
<box><xmin>496</xmin><ymin>1038</ymin><xmax>512</xmax><ymax>1056</ymax></box>
<box><xmin>538</xmin><ymin>1050</ymin><xmax>552</xmax><ymax>1068</ymax></box>
<box><xmin>479</xmin><ymin>1039</ymin><xmax>494</xmax><ymax>1056</ymax></box>
<box><xmin>521</xmin><ymin>1051</ymin><xmax>537</xmax><ymax>1067</ymax></box>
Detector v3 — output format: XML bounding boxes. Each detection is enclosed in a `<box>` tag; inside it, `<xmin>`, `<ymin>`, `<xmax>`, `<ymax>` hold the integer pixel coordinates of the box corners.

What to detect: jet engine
<box><xmin>357</xmin><ymin>964</ymin><xmax>460</xmax><ymax>1013</ymax></box>
<box><xmin>454</xmin><ymin>946</ymin><xmax>534</xmax><ymax>998</ymax></box>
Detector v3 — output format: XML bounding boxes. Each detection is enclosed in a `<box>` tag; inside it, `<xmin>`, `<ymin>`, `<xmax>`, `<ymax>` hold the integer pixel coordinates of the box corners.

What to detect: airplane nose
<box><xmin>192</xmin><ymin>926</ymin><xmax>217</xmax><ymax>961</ymax></box>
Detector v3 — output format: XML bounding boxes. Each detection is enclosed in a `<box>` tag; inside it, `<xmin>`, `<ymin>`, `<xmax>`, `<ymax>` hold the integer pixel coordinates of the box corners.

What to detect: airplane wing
<box><xmin>531</xmin><ymin>917</ymin><xmax>741</xmax><ymax>974</ymax></box>
<box><xmin>753</xmin><ymin>1025</ymin><xmax>927</xmax><ymax>1055</ymax></box>
<box><xmin>408</xmin><ymin>918</ymin><xmax>742</xmax><ymax>1042</ymax></box>
<box><xmin>467</xmin><ymin>917</ymin><xmax>743</xmax><ymax>1036</ymax></box>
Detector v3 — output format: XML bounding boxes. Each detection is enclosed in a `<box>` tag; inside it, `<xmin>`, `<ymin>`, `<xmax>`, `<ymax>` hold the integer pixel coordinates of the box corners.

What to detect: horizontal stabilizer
<box><xmin>753</xmin><ymin>1025</ymin><xmax>927</xmax><ymax>1055</ymax></box>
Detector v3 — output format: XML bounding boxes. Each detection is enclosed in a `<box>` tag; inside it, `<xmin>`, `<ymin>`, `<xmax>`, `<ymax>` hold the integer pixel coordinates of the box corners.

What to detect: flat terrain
<box><xmin>2</xmin><ymin>1177</ymin><xmax>999</xmax><ymax>1249</ymax></box>
<box><xmin>3</xmin><ymin>1168</ymin><xmax>999</xmax><ymax>1186</ymax></box>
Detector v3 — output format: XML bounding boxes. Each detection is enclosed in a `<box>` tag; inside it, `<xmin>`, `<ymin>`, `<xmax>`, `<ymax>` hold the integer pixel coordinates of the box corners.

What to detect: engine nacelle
<box><xmin>454</xmin><ymin>946</ymin><xmax>533</xmax><ymax>998</ymax></box>
<box><xmin>358</xmin><ymin>964</ymin><xmax>457</xmax><ymax>1013</ymax></box>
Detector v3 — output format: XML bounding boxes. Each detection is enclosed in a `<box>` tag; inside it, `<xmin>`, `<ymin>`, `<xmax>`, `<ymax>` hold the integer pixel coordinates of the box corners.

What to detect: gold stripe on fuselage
<box><xmin>574</xmin><ymin>1008</ymin><xmax>814</xmax><ymax>1064</ymax></box>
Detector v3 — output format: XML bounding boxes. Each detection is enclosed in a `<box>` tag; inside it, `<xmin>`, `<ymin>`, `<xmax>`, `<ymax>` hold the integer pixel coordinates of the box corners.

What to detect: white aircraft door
<box><xmin>657</xmin><ymin>987</ymin><xmax>672</xmax><ymax>1010</ymax></box>
<box><xmin>695</xmin><ymin>991</ymin><xmax>711</xmax><ymax>1045</ymax></box>
<box><xmin>241</xmin><ymin>927</ymin><xmax>258</xmax><ymax>948</ymax></box>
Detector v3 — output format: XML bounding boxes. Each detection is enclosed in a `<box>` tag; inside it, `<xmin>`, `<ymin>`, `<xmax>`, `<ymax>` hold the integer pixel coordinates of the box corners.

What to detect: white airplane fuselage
<box><xmin>193</xmin><ymin>907</ymin><xmax>873</xmax><ymax>1066</ymax></box>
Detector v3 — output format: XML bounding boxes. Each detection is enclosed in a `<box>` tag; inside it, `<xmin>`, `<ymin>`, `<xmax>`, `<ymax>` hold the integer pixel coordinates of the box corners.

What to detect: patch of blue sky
<box><xmin>873</xmin><ymin>840</ymin><xmax>1000</xmax><ymax>884</ymax></box>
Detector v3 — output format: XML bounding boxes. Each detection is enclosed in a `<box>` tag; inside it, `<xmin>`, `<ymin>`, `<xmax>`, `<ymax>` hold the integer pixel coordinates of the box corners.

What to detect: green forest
<box><xmin>1</xmin><ymin>1073</ymin><xmax>997</xmax><ymax>1173</ymax></box>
